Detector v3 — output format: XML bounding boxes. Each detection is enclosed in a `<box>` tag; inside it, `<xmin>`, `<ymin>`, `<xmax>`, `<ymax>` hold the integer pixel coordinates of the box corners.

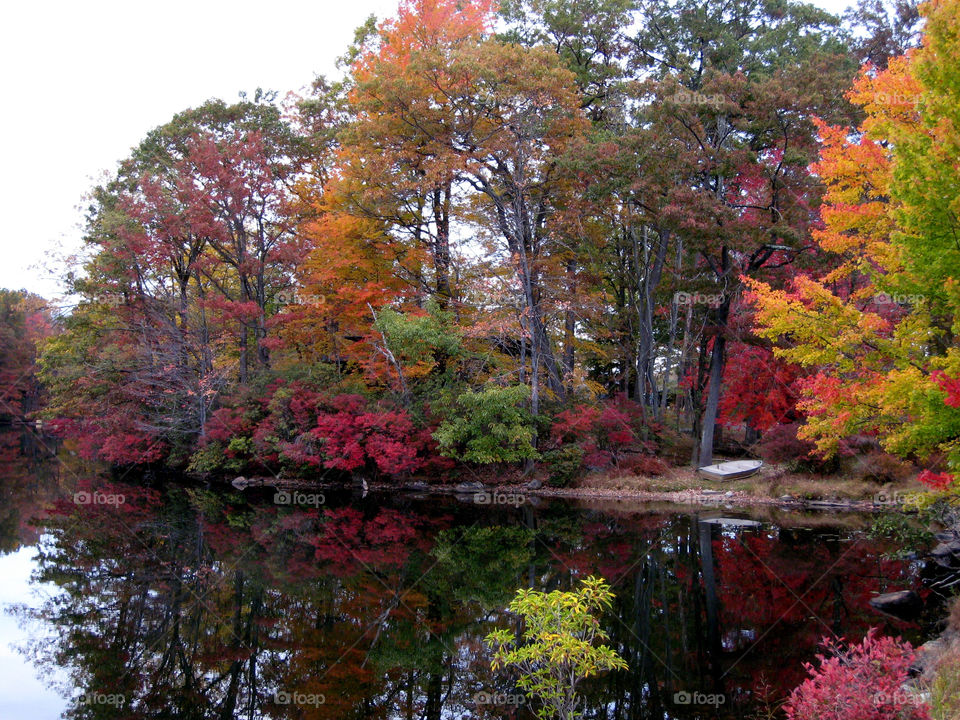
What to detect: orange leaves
<box><xmin>809</xmin><ymin>117</ymin><xmax>900</xmax><ymax>284</ymax></box>
<box><xmin>355</xmin><ymin>0</ymin><xmax>494</xmax><ymax>79</ymax></box>
<box><xmin>808</xmin><ymin>55</ymin><xmax>923</xmax><ymax>285</ymax></box>
<box><xmin>848</xmin><ymin>53</ymin><xmax>924</xmax><ymax>136</ymax></box>
<box><xmin>278</xmin><ymin>207</ymin><xmax>412</xmax><ymax>363</ymax></box>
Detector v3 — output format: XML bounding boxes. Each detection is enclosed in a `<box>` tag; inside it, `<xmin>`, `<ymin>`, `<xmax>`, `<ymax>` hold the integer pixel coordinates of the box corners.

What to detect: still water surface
<box><xmin>0</xmin><ymin>451</ymin><xmax>935</xmax><ymax>719</ymax></box>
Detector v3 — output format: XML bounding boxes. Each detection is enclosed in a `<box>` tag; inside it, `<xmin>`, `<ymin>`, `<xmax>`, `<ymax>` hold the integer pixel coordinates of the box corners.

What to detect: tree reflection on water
<box><xmin>1</xmin><ymin>450</ymin><xmax>927</xmax><ymax>718</ymax></box>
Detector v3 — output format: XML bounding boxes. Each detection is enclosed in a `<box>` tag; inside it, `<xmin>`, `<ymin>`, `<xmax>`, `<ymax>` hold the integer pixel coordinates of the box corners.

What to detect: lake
<box><xmin>0</xmin><ymin>439</ymin><xmax>938</xmax><ymax>719</ymax></box>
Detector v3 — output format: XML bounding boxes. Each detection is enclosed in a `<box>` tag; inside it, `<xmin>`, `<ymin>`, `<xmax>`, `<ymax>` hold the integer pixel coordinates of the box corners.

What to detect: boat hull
<box><xmin>697</xmin><ymin>460</ymin><xmax>763</xmax><ymax>481</ymax></box>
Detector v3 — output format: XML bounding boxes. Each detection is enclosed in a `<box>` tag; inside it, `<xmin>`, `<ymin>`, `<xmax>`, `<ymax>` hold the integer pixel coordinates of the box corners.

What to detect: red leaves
<box><xmin>96</xmin><ymin>431</ymin><xmax>167</xmax><ymax>466</ymax></box>
<box><xmin>933</xmin><ymin>371</ymin><xmax>960</xmax><ymax>408</ymax></box>
<box><xmin>552</xmin><ymin>405</ymin><xmax>602</xmax><ymax>444</ymax></box>
<box><xmin>917</xmin><ymin>469</ymin><xmax>954</xmax><ymax>491</ymax></box>
<box><xmin>196</xmin><ymin>381</ymin><xmax>450</xmax><ymax>478</ymax></box>
<box><xmin>206</xmin><ymin>407</ymin><xmax>252</xmax><ymax>443</ymax></box>
<box><xmin>312</xmin><ymin>396</ymin><xmax>425</xmax><ymax>476</ymax></box>
<box><xmin>551</xmin><ymin>396</ymin><xmax>662</xmax><ymax>472</ymax></box>
<box><xmin>50</xmin><ymin>416</ymin><xmax>167</xmax><ymax>466</ymax></box>
<box><xmin>312</xmin><ymin>507</ymin><xmax>423</xmax><ymax>570</ymax></box>
<box><xmin>784</xmin><ymin>630</ymin><xmax>930</xmax><ymax>720</ymax></box>
<box><xmin>718</xmin><ymin>343</ymin><xmax>801</xmax><ymax>431</ymax></box>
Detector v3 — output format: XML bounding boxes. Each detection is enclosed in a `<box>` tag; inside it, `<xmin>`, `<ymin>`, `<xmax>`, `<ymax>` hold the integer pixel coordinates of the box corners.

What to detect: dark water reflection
<box><xmin>0</xmin><ymin>440</ymin><xmax>934</xmax><ymax>719</ymax></box>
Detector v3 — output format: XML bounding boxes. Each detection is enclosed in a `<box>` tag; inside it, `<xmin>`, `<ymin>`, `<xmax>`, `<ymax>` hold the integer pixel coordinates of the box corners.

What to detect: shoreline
<box><xmin>233</xmin><ymin>471</ymin><xmax>915</xmax><ymax>514</ymax></box>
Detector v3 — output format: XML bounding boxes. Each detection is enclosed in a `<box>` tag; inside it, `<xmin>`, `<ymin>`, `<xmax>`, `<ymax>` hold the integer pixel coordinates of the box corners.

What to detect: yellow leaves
<box><xmin>489</xmin><ymin>575</ymin><xmax>626</xmax><ymax>714</ymax></box>
<box><xmin>745</xmin><ymin>276</ymin><xmax>894</xmax><ymax>373</ymax></box>
<box><xmin>849</xmin><ymin>53</ymin><xmax>924</xmax><ymax>140</ymax></box>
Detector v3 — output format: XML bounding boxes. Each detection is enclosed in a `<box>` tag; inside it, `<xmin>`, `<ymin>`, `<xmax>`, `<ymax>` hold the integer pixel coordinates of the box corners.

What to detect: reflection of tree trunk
<box><xmin>660</xmin><ymin>559</ymin><xmax>673</xmax><ymax>699</ymax></box>
<box><xmin>522</xmin><ymin>503</ymin><xmax>537</xmax><ymax>589</ymax></box>
<box><xmin>829</xmin><ymin>575</ymin><xmax>848</xmax><ymax>630</ymax></box>
<box><xmin>219</xmin><ymin>570</ymin><xmax>246</xmax><ymax>720</ymax></box>
<box><xmin>424</xmin><ymin>587</ymin><xmax>446</xmax><ymax>720</ymax></box>
<box><xmin>634</xmin><ymin>560</ymin><xmax>663</xmax><ymax>718</ymax></box>
<box><xmin>245</xmin><ymin>588</ymin><xmax>263</xmax><ymax>719</ymax></box>
<box><xmin>698</xmin><ymin>520</ymin><xmax>722</xmax><ymax>681</ymax></box>
<box><xmin>404</xmin><ymin>670</ymin><xmax>414</xmax><ymax>720</ymax></box>
<box><xmin>424</xmin><ymin>671</ymin><xmax>442</xmax><ymax>720</ymax></box>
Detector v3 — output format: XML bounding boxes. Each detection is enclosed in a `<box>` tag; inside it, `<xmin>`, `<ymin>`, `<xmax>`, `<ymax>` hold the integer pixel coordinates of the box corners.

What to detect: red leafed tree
<box><xmin>719</xmin><ymin>342</ymin><xmax>802</xmax><ymax>433</ymax></box>
<box><xmin>40</xmin><ymin>98</ymin><xmax>308</xmax><ymax>464</ymax></box>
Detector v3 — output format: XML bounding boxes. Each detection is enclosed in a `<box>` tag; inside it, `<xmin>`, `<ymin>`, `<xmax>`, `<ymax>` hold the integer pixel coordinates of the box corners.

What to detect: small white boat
<box><xmin>697</xmin><ymin>459</ymin><xmax>763</xmax><ymax>481</ymax></box>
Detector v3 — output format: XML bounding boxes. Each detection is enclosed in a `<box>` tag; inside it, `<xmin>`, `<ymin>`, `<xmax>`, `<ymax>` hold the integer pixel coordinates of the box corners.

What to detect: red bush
<box><xmin>758</xmin><ymin>422</ymin><xmax>837</xmax><ymax>473</ymax></box>
<box><xmin>551</xmin><ymin>396</ymin><xmax>661</xmax><ymax>472</ymax></box>
<box><xmin>289</xmin><ymin>394</ymin><xmax>446</xmax><ymax>478</ymax></box>
<box><xmin>918</xmin><ymin>469</ymin><xmax>954</xmax><ymax>491</ymax></box>
<box><xmin>206</xmin><ymin>407</ymin><xmax>253</xmax><ymax>443</ymax></box>
<box><xmin>194</xmin><ymin>381</ymin><xmax>452</xmax><ymax>478</ymax></box>
<box><xmin>784</xmin><ymin>630</ymin><xmax>930</xmax><ymax>720</ymax></box>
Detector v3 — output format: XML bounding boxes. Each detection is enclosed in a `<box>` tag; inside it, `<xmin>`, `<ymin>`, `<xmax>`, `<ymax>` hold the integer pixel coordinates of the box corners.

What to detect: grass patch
<box><xmin>578</xmin><ymin>461</ymin><xmax>924</xmax><ymax>503</ymax></box>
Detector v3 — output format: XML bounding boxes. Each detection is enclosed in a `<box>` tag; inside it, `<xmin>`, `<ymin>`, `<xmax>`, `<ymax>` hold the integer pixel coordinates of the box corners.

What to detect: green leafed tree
<box><xmin>433</xmin><ymin>384</ymin><xmax>539</xmax><ymax>463</ymax></box>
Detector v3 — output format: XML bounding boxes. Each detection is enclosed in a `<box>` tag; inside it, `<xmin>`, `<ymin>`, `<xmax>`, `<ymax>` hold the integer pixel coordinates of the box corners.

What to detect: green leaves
<box><xmin>484</xmin><ymin>575</ymin><xmax>628</xmax><ymax>720</ymax></box>
<box><xmin>433</xmin><ymin>384</ymin><xmax>540</xmax><ymax>464</ymax></box>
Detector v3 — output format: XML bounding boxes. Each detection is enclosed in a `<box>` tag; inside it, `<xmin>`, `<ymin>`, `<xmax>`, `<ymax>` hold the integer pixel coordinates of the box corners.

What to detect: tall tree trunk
<box><xmin>698</xmin><ymin>247</ymin><xmax>732</xmax><ymax>467</ymax></box>
<box><xmin>432</xmin><ymin>185</ymin><xmax>452</xmax><ymax>306</ymax></box>
<box><xmin>563</xmin><ymin>257</ymin><xmax>576</xmax><ymax>393</ymax></box>
<box><xmin>659</xmin><ymin>290</ymin><xmax>679</xmax><ymax>423</ymax></box>
<box><xmin>255</xmin><ymin>266</ymin><xmax>269</xmax><ymax>368</ymax></box>
<box><xmin>635</xmin><ymin>226</ymin><xmax>671</xmax><ymax>408</ymax></box>
<box><xmin>698</xmin><ymin>320</ymin><xmax>727</xmax><ymax>467</ymax></box>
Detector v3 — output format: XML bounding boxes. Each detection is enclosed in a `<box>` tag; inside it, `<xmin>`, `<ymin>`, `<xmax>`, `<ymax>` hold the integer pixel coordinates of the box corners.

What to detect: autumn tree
<box><xmin>0</xmin><ymin>290</ymin><xmax>52</xmax><ymax>423</ymax></box>
<box><xmin>41</xmin><ymin>96</ymin><xmax>309</xmax><ymax>463</ymax></box>
<box><xmin>748</xmin><ymin>0</ymin><xmax>960</xmax><ymax>487</ymax></box>
<box><xmin>344</xmin><ymin>0</ymin><xmax>587</xmax><ymax>420</ymax></box>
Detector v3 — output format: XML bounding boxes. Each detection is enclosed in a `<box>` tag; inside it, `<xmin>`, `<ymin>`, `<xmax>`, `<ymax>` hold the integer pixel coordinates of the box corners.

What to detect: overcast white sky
<box><xmin>0</xmin><ymin>0</ymin><xmax>850</xmax><ymax>300</ymax></box>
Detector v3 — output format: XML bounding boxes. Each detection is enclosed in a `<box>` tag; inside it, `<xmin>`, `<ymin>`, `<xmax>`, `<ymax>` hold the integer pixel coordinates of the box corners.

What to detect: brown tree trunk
<box><xmin>698</xmin><ymin>247</ymin><xmax>732</xmax><ymax>467</ymax></box>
